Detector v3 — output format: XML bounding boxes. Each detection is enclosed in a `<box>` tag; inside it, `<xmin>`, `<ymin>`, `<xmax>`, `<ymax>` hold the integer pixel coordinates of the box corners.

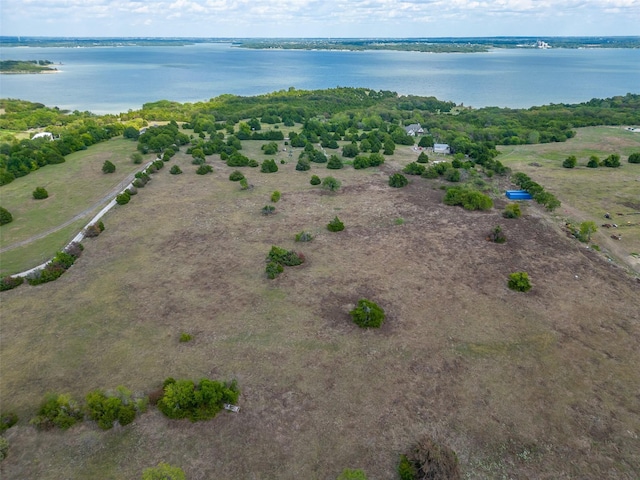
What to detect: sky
<box><xmin>1</xmin><ymin>0</ymin><xmax>639</xmax><ymax>38</ymax></box>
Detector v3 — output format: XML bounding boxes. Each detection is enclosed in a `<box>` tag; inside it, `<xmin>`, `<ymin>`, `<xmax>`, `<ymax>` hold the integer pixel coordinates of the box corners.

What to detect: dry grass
<box><xmin>1</xmin><ymin>137</ymin><xmax>639</xmax><ymax>479</ymax></box>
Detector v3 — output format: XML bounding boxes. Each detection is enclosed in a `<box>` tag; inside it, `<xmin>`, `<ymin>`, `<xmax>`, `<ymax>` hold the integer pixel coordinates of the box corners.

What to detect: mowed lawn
<box><xmin>499</xmin><ymin>126</ymin><xmax>640</xmax><ymax>274</ymax></box>
<box><xmin>0</xmin><ymin>138</ymin><xmax>151</xmax><ymax>275</ymax></box>
<box><xmin>1</xmin><ymin>142</ymin><xmax>639</xmax><ymax>479</ymax></box>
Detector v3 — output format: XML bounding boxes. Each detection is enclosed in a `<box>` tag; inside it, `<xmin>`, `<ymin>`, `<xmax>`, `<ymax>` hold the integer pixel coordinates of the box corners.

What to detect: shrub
<box><xmin>192</xmin><ymin>157</ymin><xmax>206</xmax><ymax>165</ymax></box>
<box><xmin>0</xmin><ymin>437</ymin><xmax>8</xmax><ymax>462</ymax></box>
<box><xmin>322</xmin><ymin>176</ymin><xmax>341</xmax><ymax>192</ymax></box>
<box><xmin>443</xmin><ymin>187</ymin><xmax>493</xmax><ymax>211</ymax></box>
<box><xmin>127</xmin><ymin>186</ymin><xmax>138</xmax><ymax>196</ymax></box>
<box><xmin>562</xmin><ymin>155</ymin><xmax>577</xmax><ymax>168</ymax></box>
<box><xmin>403</xmin><ymin>162</ymin><xmax>426</xmax><ymax>175</ymax></box>
<box><xmin>179</xmin><ymin>333</ymin><xmax>193</xmax><ymax>343</ymax></box>
<box><xmin>578</xmin><ymin>220</ymin><xmax>597</xmax><ymax>242</ymax></box>
<box><xmin>261</xmin><ymin>205</ymin><xmax>276</xmax><ymax>215</ymax></box>
<box><xmin>84</xmin><ymin>223</ymin><xmax>102</xmax><ymax>238</ymax></box>
<box><xmin>261</xmin><ymin>159</ymin><xmax>278</xmax><ymax>173</ymax></box>
<box><xmin>503</xmin><ymin>203</ymin><xmax>522</xmax><ymax>218</ymax></box>
<box><xmin>629</xmin><ymin>152</ymin><xmax>640</xmax><ymax>164</ymax></box>
<box><xmin>295</xmin><ymin>231</ymin><xmax>313</xmax><ymax>242</ymax></box>
<box><xmin>337</xmin><ymin>469</ymin><xmax>368</xmax><ymax>480</ymax></box>
<box><xmin>0</xmin><ymin>206</ymin><xmax>13</xmax><ymax>225</ymax></box>
<box><xmin>444</xmin><ymin>168</ymin><xmax>460</xmax><ymax>182</ymax></box>
<box><xmin>31</xmin><ymin>393</ymin><xmax>83</xmax><ymax>430</ymax></box>
<box><xmin>586</xmin><ymin>155</ymin><xmax>600</xmax><ymax>168</ymax></box>
<box><xmin>508</xmin><ymin>272</ymin><xmax>532</xmax><ymax>292</ymax></box>
<box><xmin>271</xmin><ymin>191</ymin><xmax>281</xmax><ymax>203</ymax></box>
<box><xmin>267</xmin><ymin>246</ymin><xmax>305</xmax><ymax>267</ymax></box>
<box><xmin>65</xmin><ymin>241</ymin><xmax>84</xmax><ymax>258</ymax></box>
<box><xmin>310</xmin><ymin>175</ymin><xmax>321</xmax><ymax>185</ymax></box>
<box><xmin>157</xmin><ymin>378</ymin><xmax>240</xmax><ymax>421</ymax></box>
<box><xmin>142</xmin><ymin>463</ymin><xmax>186</xmax><ymax>480</ymax></box>
<box><xmin>350</xmin><ymin>299</ymin><xmax>385</xmax><ymax>328</ymax></box>
<box><xmin>196</xmin><ymin>164</ymin><xmax>213</xmax><ymax>175</ymax></box>
<box><xmin>327</xmin><ymin>154</ymin><xmax>344</xmax><ymax>169</ymax></box>
<box><xmin>602</xmin><ymin>153</ymin><xmax>621</xmax><ymax>168</ymax></box>
<box><xmin>421</xmin><ymin>167</ymin><xmax>439</xmax><ymax>179</ymax></box>
<box><xmin>417</xmin><ymin>152</ymin><xmax>429</xmax><ymax>163</ymax></box>
<box><xmin>170</xmin><ymin>165</ymin><xmax>182</xmax><ymax>175</ymax></box>
<box><xmin>389</xmin><ymin>173</ymin><xmax>409</xmax><ymax>188</ymax></box>
<box><xmin>33</xmin><ymin>187</ymin><xmax>49</xmax><ymax>200</ymax></box>
<box><xmin>296</xmin><ymin>158</ymin><xmax>311</xmax><ymax>171</ymax></box>
<box><xmin>116</xmin><ymin>191</ymin><xmax>131</xmax><ymax>205</ymax></box>
<box><xmin>239</xmin><ymin>178</ymin><xmax>249</xmax><ymax>190</ymax></box>
<box><xmin>352</xmin><ymin>155</ymin><xmax>371</xmax><ymax>170</ymax></box>
<box><xmin>131</xmin><ymin>152</ymin><xmax>143</xmax><ymax>164</ymax></box>
<box><xmin>407</xmin><ymin>435</ymin><xmax>461</xmax><ymax>480</ymax></box>
<box><xmin>0</xmin><ymin>276</ymin><xmax>24</xmax><ymax>292</ymax></box>
<box><xmin>266</xmin><ymin>261</ymin><xmax>284</xmax><ymax>279</ymax></box>
<box><xmin>261</xmin><ymin>142</ymin><xmax>278</xmax><ymax>155</ymax></box>
<box><xmin>85</xmin><ymin>386</ymin><xmax>145</xmax><ymax>430</ymax></box>
<box><xmin>248</xmin><ymin>159</ymin><xmax>259</xmax><ymax>167</ymax></box>
<box><xmin>102</xmin><ymin>160</ymin><xmax>116</xmax><ymax>173</ymax></box>
<box><xmin>488</xmin><ymin>225</ymin><xmax>507</xmax><ymax>243</ymax></box>
<box><xmin>229</xmin><ymin>170</ymin><xmax>245</xmax><ymax>181</ymax></box>
<box><xmin>327</xmin><ymin>216</ymin><xmax>344</xmax><ymax>232</ymax></box>
<box><xmin>398</xmin><ymin>454</ymin><xmax>417</xmax><ymax>480</ymax></box>
<box><xmin>0</xmin><ymin>412</ymin><xmax>18</xmax><ymax>433</ymax></box>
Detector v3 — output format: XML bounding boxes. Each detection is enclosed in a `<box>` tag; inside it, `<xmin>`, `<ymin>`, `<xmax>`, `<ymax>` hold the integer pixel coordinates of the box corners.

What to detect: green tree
<box><xmin>261</xmin><ymin>159</ymin><xmax>278</xmax><ymax>173</ymax></box>
<box><xmin>169</xmin><ymin>165</ymin><xmax>182</xmax><ymax>175</ymax></box>
<box><xmin>310</xmin><ymin>175</ymin><xmax>321</xmax><ymax>185</ymax></box>
<box><xmin>503</xmin><ymin>203</ymin><xmax>521</xmax><ymax>218</ymax></box>
<box><xmin>508</xmin><ymin>272</ymin><xmax>532</xmax><ymax>292</ymax></box>
<box><xmin>327</xmin><ymin>216</ymin><xmax>344</xmax><ymax>232</ymax></box>
<box><xmin>261</xmin><ymin>142</ymin><xmax>278</xmax><ymax>155</ymax></box>
<box><xmin>398</xmin><ymin>454</ymin><xmax>417</xmax><ymax>480</ymax></box>
<box><xmin>342</xmin><ymin>143</ymin><xmax>359</xmax><ymax>158</ymax></box>
<box><xmin>627</xmin><ymin>152</ymin><xmax>640</xmax><ymax>164</ymax></box>
<box><xmin>131</xmin><ymin>152</ymin><xmax>144</xmax><ymax>164</ymax></box>
<box><xmin>586</xmin><ymin>155</ymin><xmax>600</xmax><ymax>168</ymax></box>
<box><xmin>322</xmin><ymin>176</ymin><xmax>341</xmax><ymax>192</ymax></box>
<box><xmin>350</xmin><ymin>299</ymin><xmax>385</xmax><ymax>328</ymax></box>
<box><xmin>116</xmin><ymin>191</ymin><xmax>131</xmax><ymax>205</ymax></box>
<box><xmin>562</xmin><ymin>155</ymin><xmax>577</xmax><ymax>168</ymax></box>
<box><xmin>336</xmin><ymin>468</ymin><xmax>368</xmax><ymax>480</ymax></box>
<box><xmin>32</xmin><ymin>186</ymin><xmax>49</xmax><ymax>199</ymax></box>
<box><xmin>271</xmin><ymin>191</ymin><xmax>281</xmax><ymax>202</ymax></box>
<box><xmin>579</xmin><ymin>221</ymin><xmax>597</xmax><ymax>242</ymax></box>
<box><xmin>141</xmin><ymin>463</ymin><xmax>186</xmax><ymax>480</ymax></box>
<box><xmin>403</xmin><ymin>162</ymin><xmax>426</xmax><ymax>175</ymax></box>
<box><xmin>0</xmin><ymin>206</ymin><xmax>13</xmax><ymax>225</ymax></box>
<box><xmin>417</xmin><ymin>151</ymin><xmax>429</xmax><ymax>163</ymax></box>
<box><xmin>418</xmin><ymin>135</ymin><xmax>434</xmax><ymax>148</ymax></box>
<box><xmin>327</xmin><ymin>154</ymin><xmax>343</xmax><ymax>169</ymax></box>
<box><xmin>296</xmin><ymin>158</ymin><xmax>311</xmax><ymax>171</ymax></box>
<box><xmin>389</xmin><ymin>173</ymin><xmax>409</xmax><ymax>188</ymax></box>
<box><xmin>601</xmin><ymin>153</ymin><xmax>621</xmax><ymax>168</ymax></box>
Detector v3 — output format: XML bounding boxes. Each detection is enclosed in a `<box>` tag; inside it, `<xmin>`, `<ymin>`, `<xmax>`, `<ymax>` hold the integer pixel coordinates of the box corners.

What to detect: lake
<box><xmin>1</xmin><ymin>43</ymin><xmax>639</xmax><ymax>114</ymax></box>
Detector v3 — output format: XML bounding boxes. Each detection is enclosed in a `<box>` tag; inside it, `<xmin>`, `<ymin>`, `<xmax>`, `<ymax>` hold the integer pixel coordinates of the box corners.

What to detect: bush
<box><xmin>116</xmin><ymin>191</ymin><xmax>131</xmax><ymax>205</ymax></box>
<box><xmin>502</xmin><ymin>203</ymin><xmax>522</xmax><ymax>218</ymax></box>
<box><xmin>443</xmin><ymin>187</ymin><xmax>493</xmax><ymax>211</ymax></box>
<box><xmin>261</xmin><ymin>142</ymin><xmax>278</xmax><ymax>155</ymax></box>
<box><xmin>157</xmin><ymin>378</ymin><xmax>239</xmax><ymax>421</ymax></box>
<box><xmin>562</xmin><ymin>155</ymin><xmax>577</xmax><ymax>168</ymax></box>
<box><xmin>0</xmin><ymin>437</ymin><xmax>8</xmax><ymax>462</ymax></box>
<box><xmin>0</xmin><ymin>275</ymin><xmax>23</xmax><ymax>292</ymax></box>
<box><xmin>179</xmin><ymin>333</ymin><xmax>192</xmax><ymax>343</ymax></box>
<box><xmin>310</xmin><ymin>175</ymin><xmax>321</xmax><ymax>185</ymax></box>
<box><xmin>350</xmin><ymin>299</ymin><xmax>385</xmax><ymax>328</ymax></box>
<box><xmin>295</xmin><ymin>231</ymin><xmax>313</xmax><ymax>242</ymax></box>
<box><xmin>327</xmin><ymin>216</ymin><xmax>344</xmax><ymax>232</ymax></box>
<box><xmin>84</xmin><ymin>223</ymin><xmax>102</xmax><ymax>238</ymax></box>
<box><xmin>127</xmin><ymin>186</ymin><xmax>138</xmax><ymax>196</ymax></box>
<box><xmin>403</xmin><ymin>162</ymin><xmax>426</xmax><ymax>175</ymax></box>
<box><xmin>142</xmin><ymin>463</ymin><xmax>186</xmax><ymax>480</ymax></box>
<box><xmin>417</xmin><ymin>152</ymin><xmax>429</xmax><ymax>163</ymax></box>
<box><xmin>628</xmin><ymin>152</ymin><xmax>640</xmax><ymax>164</ymax></box>
<box><xmin>229</xmin><ymin>170</ymin><xmax>245</xmax><ymax>181</ymax></box>
<box><xmin>26</xmin><ymin>248</ymin><xmax>82</xmax><ymax>285</ymax></box>
<box><xmin>444</xmin><ymin>168</ymin><xmax>460</xmax><ymax>182</ymax></box>
<box><xmin>602</xmin><ymin>153</ymin><xmax>621</xmax><ymax>168</ymax></box>
<box><xmin>488</xmin><ymin>225</ymin><xmax>506</xmax><ymax>243</ymax></box>
<box><xmin>31</xmin><ymin>393</ymin><xmax>83</xmax><ymax>430</ymax></box>
<box><xmin>0</xmin><ymin>412</ymin><xmax>18</xmax><ymax>433</ymax></box>
<box><xmin>102</xmin><ymin>160</ymin><xmax>116</xmax><ymax>173</ymax></box>
<box><xmin>267</xmin><ymin>246</ymin><xmax>305</xmax><ymax>267</ymax></box>
<box><xmin>261</xmin><ymin>159</ymin><xmax>278</xmax><ymax>173</ymax></box>
<box><xmin>508</xmin><ymin>272</ymin><xmax>532</xmax><ymax>292</ymax></box>
<box><xmin>322</xmin><ymin>176</ymin><xmax>341</xmax><ymax>192</ymax></box>
<box><xmin>389</xmin><ymin>173</ymin><xmax>409</xmax><ymax>188</ymax></box>
<box><xmin>239</xmin><ymin>178</ymin><xmax>249</xmax><ymax>190</ymax></box>
<box><xmin>352</xmin><ymin>155</ymin><xmax>371</xmax><ymax>170</ymax></box>
<box><xmin>327</xmin><ymin>154</ymin><xmax>344</xmax><ymax>169</ymax></box>
<box><xmin>398</xmin><ymin>454</ymin><xmax>417</xmax><ymax>480</ymax></box>
<box><xmin>170</xmin><ymin>165</ymin><xmax>182</xmax><ymax>175</ymax></box>
<box><xmin>406</xmin><ymin>435</ymin><xmax>461</xmax><ymax>480</ymax></box>
<box><xmin>296</xmin><ymin>158</ymin><xmax>311</xmax><ymax>171</ymax></box>
<box><xmin>131</xmin><ymin>152</ymin><xmax>143</xmax><ymax>164</ymax></box>
<box><xmin>336</xmin><ymin>469</ymin><xmax>368</xmax><ymax>480</ymax></box>
<box><xmin>266</xmin><ymin>261</ymin><xmax>284</xmax><ymax>279</ymax></box>
<box><xmin>33</xmin><ymin>187</ymin><xmax>49</xmax><ymax>200</ymax></box>
<box><xmin>421</xmin><ymin>167</ymin><xmax>439</xmax><ymax>179</ymax></box>
<box><xmin>85</xmin><ymin>386</ymin><xmax>146</xmax><ymax>430</ymax></box>
<box><xmin>261</xmin><ymin>205</ymin><xmax>276</xmax><ymax>215</ymax></box>
<box><xmin>196</xmin><ymin>164</ymin><xmax>213</xmax><ymax>175</ymax></box>
<box><xmin>0</xmin><ymin>206</ymin><xmax>13</xmax><ymax>225</ymax></box>
<box><xmin>587</xmin><ymin>155</ymin><xmax>600</xmax><ymax>168</ymax></box>
<box><xmin>271</xmin><ymin>191</ymin><xmax>281</xmax><ymax>203</ymax></box>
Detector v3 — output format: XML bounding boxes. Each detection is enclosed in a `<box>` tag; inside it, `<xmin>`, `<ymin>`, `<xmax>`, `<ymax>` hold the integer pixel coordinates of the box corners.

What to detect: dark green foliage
<box><xmin>261</xmin><ymin>205</ymin><xmax>276</xmax><ymax>215</ymax></box>
<box><xmin>0</xmin><ymin>412</ymin><xmax>18</xmax><ymax>433</ymax></box>
<box><xmin>310</xmin><ymin>175</ymin><xmax>321</xmax><ymax>185</ymax></box>
<box><xmin>418</xmin><ymin>135</ymin><xmax>434</xmax><ymax>148</ymax></box>
<box><xmin>403</xmin><ymin>162</ymin><xmax>426</xmax><ymax>175</ymax></box>
<box><xmin>444</xmin><ymin>168</ymin><xmax>461</xmax><ymax>182</ymax></box>
<box><xmin>508</xmin><ymin>272</ymin><xmax>532</xmax><ymax>292</ymax></box>
<box><xmin>239</xmin><ymin>178</ymin><xmax>249</xmax><ymax>190</ymax></box>
<box><xmin>179</xmin><ymin>332</ymin><xmax>193</xmax><ymax>343</ymax></box>
<box><xmin>32</xmin><ymin>186</ymin><xmax>48</xmax><ymax>199</ymax></box>
<box><xmin>503</xmin><ymin>203</ymin><xmax>522</xmax><ymax>218</ymax></box>
<box><xmin>170</xmin><ymin>165</ymin><xmax>182</xmax><ymax>175</ymax></box>
<box><xmin>102</xmin><ymin>160</ymin><xmax>116</xmax><ymax>173</ymax></box>
<box><xmin>123</xmin><ymin>126</ymin><xmax>140</xmax><ymax>140</ymax></box>
<box><xmin>421</xmin><ymin>166</ymin><xmax>439</xmax><ymax>179</ymax></box>
<box><xmin>443</xmin><ymin>187</ymin><xmax>493</xmax><ymax>210</ymax></box>
<box><xmin>229</xmin><ymin>170</ymin><xmax>245</xmax><ymax>181</ymax></box>
<box><xmin>322</xmin><ymin>176</ymin><xmax>341</xmax><ymax>192</ymax></box>
<box><xmin>196</xmin><ymin>164</ymin><xmax>213</xmax><ymax>175</ymax></box>
<box><xmin>511</xmin><ymin>172</ymin><xmax>560</xmax><ymax>211</ymax></box>
<box><xmin>116</xmin><ymin>190</ymin><xmax>131</xmax><ymax>205</ymax></box>
<box><xmin>350</xmin><ymin>299</ymin><xmax>385</xmax><ymax>328</ymax></box>
<box><xmin>132</xmin><ymin>178</ymin><xmax>146</xmax><ymax>188</ymax></box>
<box><xmin>628</xmin><ymin>152</ymin><xmax>640</xmax><ymax>163</ymax></box>
<box><xmin>0</xmin><ymin>275</ymin><xmax>24</xmax><ymax>291</ymax></box>
<box><xmin>267</xmin><ymin>246</ymin><xmax>305</xmax><ymax>267</ymax></box>
<box><xmin>602</xmin><ymin>153</ymin><xmax>621</xmax><ymax>167</ymax></box>
<box><xmin>562</xmin><ymin>155</ymin><xmax>577</xmax><ymax>168</ymax></box>
<box><xmin>26</xmin><ymin>247</ymin><xmax>82</xmax><ymax>285</ymax></box>
<box><xmin>327</xmin><ymin>154</ymin><xmax>344</xmax><ymax>169</ymax></box>
<box><xmin>152</xmin><ymin>159</ymin><xmax>164</xmax><ymax>170</ymax></box>
<box><xmin>353</xmin><ymin>155</ymin><xmax>371</xmax><ymax>169</ymax></box>
<box><xmin>417</xmin><ymin>151</ymin><xmax>429</xmax><ymax>163</ymax></box>
<box><xmin>157</xmin><ymin>378</ymin><xmax>240</xmax><ymax>421</ymax></box>
<box><xmin>368</xmin><ymin>153</ymin><xmax>385</xmax><ymax>166</ymax></box>
<box><xmin>327</xmin><ymin>216</ymin><xmax>345</xmax><ymax>232</ymax></box>
<box><xmin>398</xmin><ymin>454</ymin><xmax>417</xmax><ymax>480</ymax></box>
<box><xmin>295</xmin><ymin>231</ymin><xmax>313</xmax><ymax>242</ymax></box>
<box><xmin>296</xmin><ymin>158</ymin><xmax>311</xmax><ymax>171</ymax></box>
<box><xmin>266</xmin><ymin>261</ymin><xmax>284</xmax><ymax>279</ymax></box>
<box><xmin>85</xmin><ymin>386</ymin><xmax>146</xmax><ymax>430</ymax></box>
<box><xmin>98</xmin><ymin>221</ymin><xmax>105</xmax><ymax>232</ymax></box>
<box><xmin>31</xmin><ymin>393</ymin><xmax>83</xmax><ymax>430</ymax></box>
<box><xmin>261</xmin><ymin>142</ymin><xmax>279</xmax><ymax>154</ymax></box>
<box><xmin>0</xmin><ymin>206</ymin><xmax>13</xmax><ymax>225</ymax></box>
<box><xmin>488</xmin><ymin>225</ymin><xmax>507</xmax><ymax>243</ymax></box>
<box><xmin>248</xmin><ymin>159</ymin><xmax>259</xmax><ymax>167</ymax></box>
<box><xmin>261</xmin><ymin>159</ymin><xmax>279</xmax><ymax>173</ymax></box>
<box><xmin>226</xmin><ymin>152</ymin><xmax>250</xmax><ymax>167</ymax></box>
<box><xmin>131</xmin><ymin>152</ymin><xmax>144</xmax><ymax>164</ymax></box>
<box><xmin>342</xmin><ymin>143</ymin><xmax>360</xmax><ymax>158</ymax></box>
<box><xmin>137</xmin><ymin>121</ymin><xmax>189</xmax><ymax>154</ymax></box>
<box><xmin>271</xmin><ymin>190</ymin><xmax>281</xmax><ymax>202</ymax></box>
<box><xmin>587</xmin><ymin>156</ymin><xmax>600</xmax><ymax>168</ymax></box>
<box><xmin>389</xmin><ymin>173</ymin><xmax>409</xmax><ymax>188</ymax></box>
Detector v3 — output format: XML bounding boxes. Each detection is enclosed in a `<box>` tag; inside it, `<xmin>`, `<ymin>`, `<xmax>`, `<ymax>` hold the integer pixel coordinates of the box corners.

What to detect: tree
<box><xmin>322</xmin><ymin>176</ymin><xmax>341</xmax><ymax>192</ymax></box>
<box><xmin>261</xmin><ymin>159</ymin><xmax>278</xmax><ymax>173</ymax></box>
<box><xmin>123</xmin><ymin>126</ymin><xmax>140</xmax><ymax>140</ymax></box>
<box><xmin>327</xmin><ymin>216</ymin><xmax>344</xmax><ymax>232</ymax></box>
<box><xmin>102</xmin><ymin>160</ymin><xmax>116</xmax><ymax>173</ymax></box>
<box><xmin>310</xmin><ymin>175</ymin><xmax>321</xmax><ymax>185</ymax></box>
<box><xmin>336</xmin><ymin>469</ymin><xmax>368</xmax><ymax>480</ymax></box>
<box><xmin>131</xmin><ymin>152</ymin><xmax>143</xmax><ymax>164</ymax></box>
<box><xmin>169</xmin><ymin>165</ymin><xmax>182</xmax><ymax>175</ymax></box>
<box><xmin>389</xmin><ymin>173</ymin><xmax>409</xmax><ymax>188</ymax></box>
<box><xmin>586</xmin><ymin>155</ymin><xmax>600</xmax><ymax>168</ymax></box>
<box><xmin>628</xmin><ymin>152</ymin><xmax>640</xmax><ymax>164</ymax></box>
<box><xmin>116</xmin><ymin>191</ymin><xmax>131</xmax><ymax>205</ymax></box>
<box><xmin>261</xmin><ymin>142</ymin><xmax>278</xmax><ymax>155</ymax></box>
<box><xmin>327</xmin><ymin>154</ymin><xmax>343</xmax><ymax>169</ymax></box>
<box><xmin>508</xmin><ymin>272</ymin><xmax>532</xmax><ymax>292</ymax></box>
<box><xmin>403</xmin><ymin>162</ymin><xmax>426</xmax><ymax>175</ymax></box>
<box><xmin>32</xmin><ymin>187</ymin><xmax>49</xmax><ymax>199</ymax></box>
<box><xmin>141</xmin><ymin>463</ymin><xmax>186</xmax><ymax>480</ymax></box>
<box><xmin>296</xmin><ymin>158</ymin><xmax>311</xmax><ymax>171</ymax></box>
<box><xmin>579</xmin><ymin>221</ymin><xmax>597</xmax><ymax>242</ymax></box>
<box><xmin>0</xmin><ymin>206</ymin><xmax>13</xmax><ymax>225</ymax></box>
<box><xmin>502</xmin><ymin>203</ymin><xmax>521</xmax><ymax>218</ymax></box>
<box><xmin>417</xmin><ymin>151</ymin><xmax>429</xmax><ymax>163</ymax></box>
<box><xmin>350</xmin><ymin>299</ymin><xmax>385</xmax><ymax>328</ymax></box>
<box><xmin>342</xmin><ymin>143</ymin><xmax>359</xmax><ymax>158</ymax></box>
<box><xmin>601</xmin><ymin>153</ymin><xmax>621</xmax><ymax>168</ymax></box>
<box><xmin>418</xmin><ymin>135</ymin><xmax>434</xmax><ymax>148</ymax></box>
<box><xmin>562</xmin><ymin>155</ymin><xmax>577</xmax><ymax>168</ymax></box>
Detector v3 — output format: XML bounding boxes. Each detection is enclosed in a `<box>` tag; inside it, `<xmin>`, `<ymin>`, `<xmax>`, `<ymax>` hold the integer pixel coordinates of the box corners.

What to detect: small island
<box><xmin>0</xmin><ymin>60</ymin><xmax>58</xmax><ymax>74</ymax></box>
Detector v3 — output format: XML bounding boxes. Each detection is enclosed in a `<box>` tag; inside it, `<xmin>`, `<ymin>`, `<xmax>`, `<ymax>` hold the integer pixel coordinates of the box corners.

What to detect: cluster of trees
<box><xmin>511</xmin><ymin>172</ymin><xmax>561</xmax><ymax>211</ymax></box>
<box><xmin>136</xmin><ymin>121</ymin><xmax>190</xmax><ymax>153</ymax></box>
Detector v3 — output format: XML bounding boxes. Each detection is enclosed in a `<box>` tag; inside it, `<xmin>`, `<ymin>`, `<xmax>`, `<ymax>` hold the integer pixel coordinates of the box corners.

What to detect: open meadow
<box><xmin>1</xmin><ymin>130</ymin><xmax>640</xmax><ymax>479</ymax></box>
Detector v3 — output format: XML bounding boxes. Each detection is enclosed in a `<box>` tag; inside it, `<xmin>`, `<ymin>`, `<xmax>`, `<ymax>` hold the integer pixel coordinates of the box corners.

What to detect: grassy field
<box><xmin>0</xmin><ymin>138</ymin><xmax>152</xmax><ymax>276</ymax></box>
<box><xmin>1</xmin><ymin>130</ymin><xmax>639</xmax><ymax>479</ymax></box>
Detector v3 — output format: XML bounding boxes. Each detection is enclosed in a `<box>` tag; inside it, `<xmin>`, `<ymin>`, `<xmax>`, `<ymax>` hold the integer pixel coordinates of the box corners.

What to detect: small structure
<box><xmin>223</xmin><ymin>403</ymin><xmax>240</xmax><ymax>413</ymax></box>
<box><xmin>32</xmin><ymin>132</ymin><xmax>53</xmax><ymax>141</ymax></box>
<box><xmin>505</xmin><ymin>190</ymin><xmax>533</xmax><ymax>200</ymax></box>
<box><xmin>404</xmin><ymin>123</ymin><xmax>424</xmax><ymax>136</ymax></box>
<box><xmin>433</xmin><ymin>143</ymin><xmax>450</xmax><ymax>155</ymax></box>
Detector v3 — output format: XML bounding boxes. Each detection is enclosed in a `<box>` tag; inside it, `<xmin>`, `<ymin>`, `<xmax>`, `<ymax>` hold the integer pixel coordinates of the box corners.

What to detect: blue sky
<box><xmin>2</xmin><ymin>0</ymin><xmax>639</xmax><ymax>38</ymax></box>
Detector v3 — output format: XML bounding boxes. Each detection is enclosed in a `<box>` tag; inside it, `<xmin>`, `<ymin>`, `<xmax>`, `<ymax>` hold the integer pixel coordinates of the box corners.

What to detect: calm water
<box><xmin>1</xmin><ymin>43</ymin><xmax>638</xmax><ymax>114</ymax></box>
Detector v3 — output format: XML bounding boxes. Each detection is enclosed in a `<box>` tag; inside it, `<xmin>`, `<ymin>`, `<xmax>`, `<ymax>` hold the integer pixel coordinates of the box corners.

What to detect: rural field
<box><xmin>1</xmin><ymin>127</ymin><xmax>640</xmax><ymax>479</ymax></box>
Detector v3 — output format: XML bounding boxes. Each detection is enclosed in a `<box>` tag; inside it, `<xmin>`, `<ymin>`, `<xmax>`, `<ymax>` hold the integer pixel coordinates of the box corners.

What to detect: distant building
<box><xmin>404</xmin><ymin>123</ymin><xmax>424</xmax><ymax>136</ymax></box>
<box><xmin>433</xmin><ymin>143</ymin><xmax>450</xmax><ymax>154</ymax></box>
<box><xmin>32</xmin><ymin>132</ymin><xmax>53</xmax><ymax>141</ymax></box>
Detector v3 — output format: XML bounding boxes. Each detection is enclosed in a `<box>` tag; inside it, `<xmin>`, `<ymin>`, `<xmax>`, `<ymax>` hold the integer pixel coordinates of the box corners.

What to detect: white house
<box><xmin>404</xmin><ymin>123</ymin><xmax>424</xmax><ymax>136</ymax></box>
<box><xmin>433</xmin><ymin>143</ymin><xmax>451</xmax><ymax>154</ymax></box>
<box><xmin>32</xmin><ymin>132</ymin><xmax>53</xmax><ymax>141</ymax></box>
